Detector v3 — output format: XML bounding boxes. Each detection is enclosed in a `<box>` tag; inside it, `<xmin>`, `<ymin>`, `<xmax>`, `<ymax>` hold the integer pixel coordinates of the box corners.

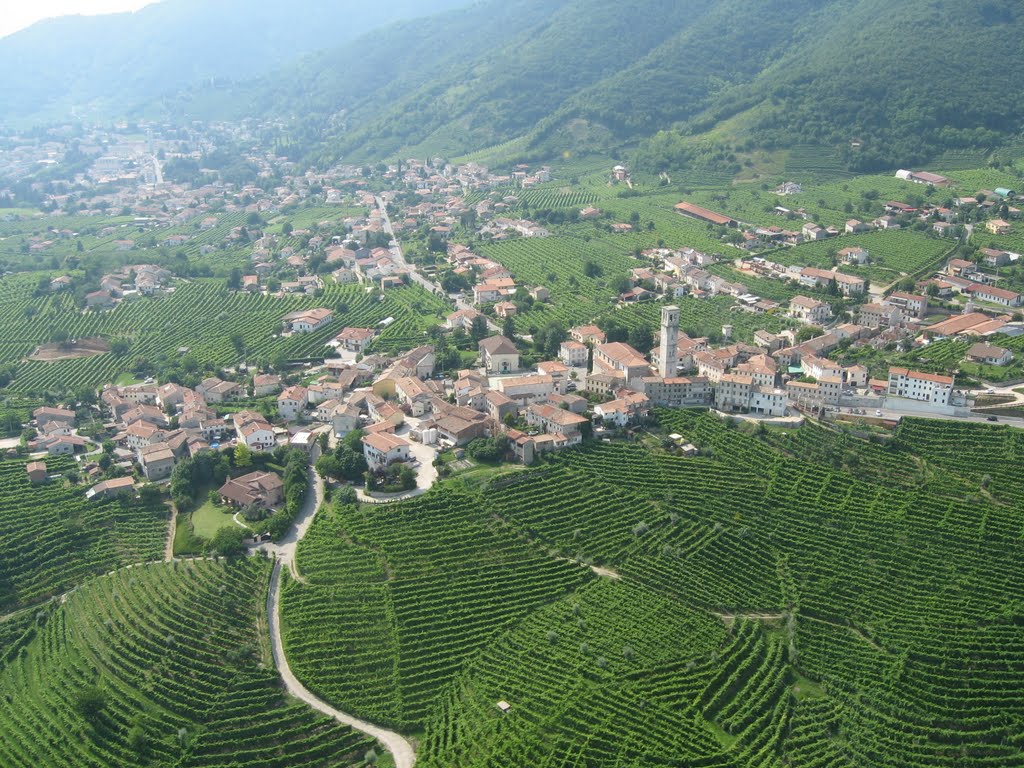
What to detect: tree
<box><xmin>234</xmin><ymin>443</ymin><xmax>252</xmax><ymax>468</ymax></box>
<box><xmin>74</xmin><ymin>685</ymin><xmax>107</xmax><ymax>723</ymax></box>
<box><xmin>470</xmin><ymin>316</ymin><xmax>489</xmax><ymax>343</ymax></box>
<box><xmin>226</xmin><ymin>267</ymin><xmax>242</xmax><ymax>291</ymax></box>
<box><xmin>210</xmin><ymin>526</ymin><xmax>247</xmax><ymax>557</ymax></box>
<box><xmin>397</xmin><ymin>464</ymin><xmax>416</xmax><ymax>491</ymax></box>
<box><xmin>282</xmin><ymin>222</ymin><xmax>294</xmax><ymax>236</ymax></box>
<box><xmin>315</xmin><ymin>454</ymin><xmax>342</xmax><ymax>481</ymax></box>
<box><xmin>502</xmin><ymin>316</ymin><xmax>516</xmax><ymax>339</ymax></box>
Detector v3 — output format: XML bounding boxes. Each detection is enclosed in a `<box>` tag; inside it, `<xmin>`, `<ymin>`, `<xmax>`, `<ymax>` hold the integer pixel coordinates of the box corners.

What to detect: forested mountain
<box><xmin>172</xmin><ymin>0</ymin><xmax>1024</xmax><ymax>172</ymax></box>
<box><xmin>0</xmin><ymin>0</ymin><xmax>470</xmax><ymax>126</ymax></box>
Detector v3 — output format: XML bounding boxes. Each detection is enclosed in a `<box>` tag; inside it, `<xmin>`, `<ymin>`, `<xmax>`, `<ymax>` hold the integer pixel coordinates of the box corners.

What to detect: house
<box><xmin>219</xmin><ymin>471</ymin><xmax>284</xmax><ymax>509</ymax></box>
<box><xmin>844</xmin><ymin>220</ymin><xmax>869</xmax><ymax>234</ymax></box>
<box><xmin>479</xmin><ymin>335</ymin><xmax>520</xmax><ymax>374</ymax></box>
<box><xmin>887</xmin><ymin>368</ymin><xmax>954</xmax><ymax>405</ymax></box>
<box><xmin>789</xmin><ymin>296</ymin><xmax>832</xmax><ymax>325</ymax></box>
<box><xmin>332</xmin><ymin>327</ymin><xmax>378</xmax><ymax>353</ymax></box>
<box><xmin>986</xmin><ymin>219</ymin><xmax>1012</xmax><ymax>235</ymax></box>
<box><xmin>560</xmin><ymin>340</ymin><xmax>589</xmax><ymax>367</ymax></box>
<box><xmin>966</xmin><ymin>343</ymin><xmax>1013</xmax><ymax>366</ymax></box>
<box><xmin>237</xmin><ymin>418</ymin><xmax>276</xmax><ymax>453</ymax></box>
<box><xmin>883</xmin><ymin>292</ymin><xmax>928</xmax><ymax>319</ymax></box>
<box><xmin>945</xmin><ymin>259</ymin><xmax>979</xmax><ymax>278</ymax></box>
<box><xmin>594</xmin><ymin>392</ymin><xmax>650</xmax><ymax>427</ymax></box>
<box><xmin>278</xmin><ymin>386</ymin><xmax>309</xmax><ymax>421</ymax></box>
<box><xmin>85</xmin><ymin>476</ymin><xmax>135</xmax><ymax>500</ymax></box>
<box><xmin>933</xmin><ymin>222</ymin><xmax>956</xmax><ymax>237</ymax></box>
<box><xmin>537</xmin><ymin>361</ymin><xmax>570</xmax><ymax>394</ymax></box>
<box><xmin>197</xmin><ymin>377</ymin><xmax>242</xmax><ymax>403</ymax></box>
<box><xmin>85</xmin><ymin>290</ymin><xmax>115</xmax><ymax>310</ymax></box>
<box><xmin>252</xmin><ymin>374</ymin><xmax>283</xmax><ymax>397</ymax></box>
<box><xmin>26</xmin><ymin>461</ymin><xmax>47</xmax><ymax>483</ymax></box>
<box><xmin>530</xmin><ymin>286</ymin><xmax>550</xmax><ymax>302</ymax></box>
<box><xmin>34</xmin><ymin>406</ymin><xmax>76</xmax><ymax>431</ymax></box>
<box><xmin>859</xmin><ymin>303</ymin><xmax>903</xmax><ymax>329</ymax></box>
<box><xmin>125</xmin><ymin>420</ymin><xmax>166</xmax><ymax>451</ymax></box>
<box><xmin>965</xmin><ymin>284</ymin><xmax>1023</xmax><ymax>307</ymax></box>
<box><xmin>570</xmin><ymin>325</ymin><xmax>607</xmax><ymax>345</ymax></box>
<box><xmin>484</xmin><ymin>390</ymin><xmax>518</xmax><ymax>423</ymax></box>
<box><xmin>837</xmin><ymin>246</ymin><xmax>869</xmax><ymax>265</ymax></box>
<box><xmin>138</xmin><ymin>443</ymin><xmax>177</xmax><ymax>481</ymax></box>
<box><xmin>332</xmin><ymin>404</ymin><xmax>361</xmax><ymax>437</ymax></box>
<box><xmin>524</xmin><ymin>403</ymin><xmax>588</xmax><ymax>444</ymax></box>
<box><xmin>156</xmin><ymin>383</ymin><xmax>188</xmax><ymax>409</ymax></box>
<box><xmin>282</xmin><ymin>308</ymin><xmax>333</xmax><ymax>333</ymax></box>
<box><xmin>496</xmin><ymin>374</ymin><xmax>555</xmax><ymax>407</ymax></box>
<box><xmin>446</xmin><ymin>308</ymin><xmax>484</xmax><ymax>331</ymax></box>
<box><xmin>980</xmin><ymin>248</ymin><xmax>1011</xmax><ymax>268</ymax></box>
<box><xmin>361</xmin><ymin>432</ymin><xmax>412</xmax><ymax>471</ymax></box>
<box><xmin>494</xmin><ymin>301</ymin><xmax>518</xmax><ymax>318</ymax></box>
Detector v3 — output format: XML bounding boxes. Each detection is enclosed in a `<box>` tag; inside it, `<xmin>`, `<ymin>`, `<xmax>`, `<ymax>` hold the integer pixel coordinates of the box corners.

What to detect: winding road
<box><xmin>261</xmin><ymin>465</ymin><xmax>417</xmax><ymax>767</ymax></box>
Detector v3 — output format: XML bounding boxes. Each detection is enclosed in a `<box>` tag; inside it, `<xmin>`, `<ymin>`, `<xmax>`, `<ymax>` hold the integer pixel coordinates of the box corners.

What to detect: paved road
<box><xmin>266</xmin><ymin>562</ymin><xmax>417</xmax><ymax>768</ymax></box>
<box><xmin>375</xmin><ymin>194</ymin><xmax>500</xmax><ymax>333</ymax></box>
<box><xmin>261</xmin><ymin>465</ymin><xmax>417</xmax><ymax>766</ymax></box>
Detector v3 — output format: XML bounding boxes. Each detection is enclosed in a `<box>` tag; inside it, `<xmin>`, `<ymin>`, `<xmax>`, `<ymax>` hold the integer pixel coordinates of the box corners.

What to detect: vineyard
<box><xmin>0</xmin><ymin>276</ymin><xmax>450</xmax><ymax>394</ymax></box>
<box><xmin>479</xmin><ymin>235</ymin><xmax>637</xmax><ymax>328</ymax></box>
<box><xmin>0</xmin><ymin>455</ymin><xmax>167</xmax><ymax>612</ymax></box>
<box><xmin>0</xmin><ymin>557</ymin><xmax>378</xmax><ymax>767</ymax></box>
<box><xmin>769</xmin><ymin>229</ymin><xmax>952</xmax><ymax>284</ymax></box>
<box><xmin>279</xmin><ymin>410</ymin><xmax>1024</xmax><ymax>766</ymax></box>
<box><xmin>280</xmin><ymin>490</ymin><xmax>591</xmax><ymax>731</ymax></box>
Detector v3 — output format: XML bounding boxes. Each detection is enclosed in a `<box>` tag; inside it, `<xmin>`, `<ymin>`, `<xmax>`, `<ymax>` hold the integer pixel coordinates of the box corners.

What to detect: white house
<box><xmin>887</xmin><ymin>368</ymin><xmax>953</xmax><ymax>405</ymax></box>
<box><xmin>361</xmin><ymin>432</ymin><xmax>412</xmax><ymax>471</ymax></box>
<box><xmin>282</xmin><ymin>308</ymin><xmax>333</xmax><ymax>333</ymax></box>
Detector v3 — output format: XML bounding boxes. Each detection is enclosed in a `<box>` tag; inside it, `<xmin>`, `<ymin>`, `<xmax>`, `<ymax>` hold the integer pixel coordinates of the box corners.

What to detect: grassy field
<box><xmin>190</xmin><ymin>496</ymin><xmax>252</xmax><ymax>539</ymax></box>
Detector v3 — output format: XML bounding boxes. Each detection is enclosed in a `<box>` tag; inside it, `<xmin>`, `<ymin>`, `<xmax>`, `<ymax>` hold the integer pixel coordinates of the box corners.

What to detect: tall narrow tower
<box><xmin>658</xmin><ymin>305</ymin><xmax>680</xmax><ymax>378</ymax></box>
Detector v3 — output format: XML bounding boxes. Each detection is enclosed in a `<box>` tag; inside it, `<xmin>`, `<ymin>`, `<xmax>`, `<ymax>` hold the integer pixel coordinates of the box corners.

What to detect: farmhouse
<box><xmin>495</xmin><ymin>374</ymin><xmax>555</xmax><ymax>406</ymax></box>
<box><xmin>26</xmin><ymin>461</ymin><xmax>47</xmax><ymax>483</ymax></box>
<box><xmin>86</xmin><ymin>476</ymin><xmax>135</xmax><ymax>500</ymax></box>
<box><xmin>525</xmin><ymin>404</ymin><xmax>588</xmax><ymax>444</ymax></box>
<box><xmin>197</xmin><ymin>377</ymin><xmax>242</xmax><ymax>403</ymax></box>
<box><xmin>138</xmin><ymin>443</ymin><xmax>177</xmax><ymax>481</ymax></box>
<box><xmin>218</xmin><ymin>471</ymin><xmax>284</xmax><ymax>509</ymax></box>
<box><xmin>34</xmin><ymin>406</ymin><xmax>76</xmax><ymax>430</ymax></box>
<box><xmin>837</xmin><ymin>246</ymin><xmax>869</xmax><ymax>265</ymax></box>
<box><xmin>986</xmin><ymin>219</ymin><xmax>1011</xmax><ymax>235</ymax></box>
<box><xmin>282</xmin><ymin>308</ymin><xmax>333</xmax><ymax>333</ymax></box>
<box><xmin>674</xmin><ymin>202</ymin><xmax>736</xmax><ymax>227</ymax></box>
<box><xmin>966</xmin><ymin>343</ymin><xmax>1013</xmax><ymax>366</ymax></box>
<box><xmin>965</xmin><ymin>284</ymin><xmax>1023</xmax><ymax>307</ymax></box>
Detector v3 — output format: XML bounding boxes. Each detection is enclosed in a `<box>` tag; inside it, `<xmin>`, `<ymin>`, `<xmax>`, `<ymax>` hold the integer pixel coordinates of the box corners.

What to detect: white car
<box><xmin>875</xmin><ymin>410</ymin><xmax>883</xmax><ymax>417</ymax></box>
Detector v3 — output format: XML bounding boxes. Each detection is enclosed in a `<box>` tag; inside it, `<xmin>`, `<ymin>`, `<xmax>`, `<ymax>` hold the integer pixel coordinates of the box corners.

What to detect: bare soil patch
<box><xmin>28</xmin><ymin>337</ymin><xmax>110</xmax><ymax>361</ymax></box>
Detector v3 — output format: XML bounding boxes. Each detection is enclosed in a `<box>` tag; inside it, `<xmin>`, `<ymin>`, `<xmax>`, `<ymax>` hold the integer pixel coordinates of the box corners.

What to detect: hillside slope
<box><xmin>213</xmin><ymin>0</ymin><xmax>1024</xmax><ymax>170</ymax></box>
<box><xmin>0</xmin><ymin>0</ymin><xmax>469</xmax><ymax>126</ymax></box>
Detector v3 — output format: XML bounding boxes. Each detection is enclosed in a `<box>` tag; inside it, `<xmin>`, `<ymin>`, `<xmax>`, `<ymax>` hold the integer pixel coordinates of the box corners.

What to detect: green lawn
<box><xmin>191</xmin><ymin>497</ymin><xmax>252</xmax><ymax>539</ymax></box>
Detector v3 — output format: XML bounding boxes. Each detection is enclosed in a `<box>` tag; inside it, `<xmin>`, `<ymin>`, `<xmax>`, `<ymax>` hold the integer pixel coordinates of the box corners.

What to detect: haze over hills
<box><xmin>160</xmin><ymin>0</ymin><xmax>1024</xmax><ymax>173</ymax></box>
<box><xmin>0</xmin><ymin>0</ymin><xmax>471</xmax><ymax>127</ymax></box>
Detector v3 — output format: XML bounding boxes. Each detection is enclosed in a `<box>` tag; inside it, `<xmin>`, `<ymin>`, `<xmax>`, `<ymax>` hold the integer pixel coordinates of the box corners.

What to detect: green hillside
<box><xmin>282</xmin><ymin>415</ymin><xmax>1024</xmax><ymax>766</ymax></box>
<box><xmin>206</xmin><ymin>0</ymin><xmax>1024</xmax><ymax>172</ymax></box>
<box><xmin>0</xmin><ymin>558</ymin><xmax>377</xmax><ymax>767</ymax></box>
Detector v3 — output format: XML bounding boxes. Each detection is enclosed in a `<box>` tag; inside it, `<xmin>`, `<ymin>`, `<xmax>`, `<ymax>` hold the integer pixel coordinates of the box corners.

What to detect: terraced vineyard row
<box><xmin>0</xmin><ymin>558</ymin><xmax>377</xmax><ymax>767</ymax></box>
<box><xmin>281</xmin><ymin>490</ymin><xmax>591</xmax><ymax>731</ymax></box>
<box><xmin>0</xmin><ymin>456</ymin><xmax>167</xmax><ymax>612</ymax></box>
<box><xmin>0</xmin><ymin>277</ymin><xmax>450</xmax><ymax>394</ymax></box>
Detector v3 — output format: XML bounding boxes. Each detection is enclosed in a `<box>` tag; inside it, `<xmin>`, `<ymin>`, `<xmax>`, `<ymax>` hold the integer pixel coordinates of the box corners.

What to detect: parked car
<box><xmin>875</xmin><ymin>410</ymin><xmax>883</xmax><ymax>417</ymax></box>
<box><xmin>987</xmin><ymin>415</ymin><xmax>998</xmax><ymax>422</ymax></box>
